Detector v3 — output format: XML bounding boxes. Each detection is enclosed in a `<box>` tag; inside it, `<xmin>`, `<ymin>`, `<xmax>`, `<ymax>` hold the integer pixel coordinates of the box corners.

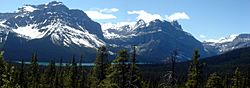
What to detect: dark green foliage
<box><xmin>19</xmin><ymin>59</ymin><xmax>27</xmax><ymax>88</ymax></box>
<box><xmin>205</xmin><ymin>73</ymin><xmax>222</xmax><ymax>88</ymax></box>
<box><xmin>202</xmin><ymin>47</ymin><xmax>250</xmax><ymax>65</ymax></box>
<box><xmin>0</xmin><ymin>46</ymin><xmax>249</xmax><ymax>88</ymax></box>
<box><xmin>89</xmin><ymin>46</ymin><xmax>108</xmax><ymax>88</ymax></box>
<box><xmin>58</xmin><ymin>58</ymin><xmax>64</xmax><ymax>88</ymax></box>
<box><xmin>29</xmin><ymin>53</ymin><xmax>40</xmax><ymax>88</ymax></box>
<box><xmin>0</xmin><ymin>52</ymin><xmax>20</xmax><ymax>87</ymax></box>
<box><xmin>2</xmin><ymin>65</ymin><xmax>20</xmax><ymax>88</ymax></box>
<box><xmin>231</xmin><ymin>68</ymin><xmax>242</xmax><ymax>88</ymax></box>
<box><xmin>43</xmin><ymin>60</ymin><xmax>56</xmax><ymax>87</ymax></box>
<box><xmin>78</xmin><ymin>55</ymin><xmax>87</xmax><ymax>88</ymax></box>
<box><xmin>222</xmin><ymin>74</ymin><xmax>230</xmax><ymax>88</ymax></box>
<box><xmin>70</xmin><ymin>56</ymin><xmax>78</xmax><ymax>88</ymax></box>
<box><xmin>128</xmin><ymin>46</ymin><xmax>143</xmax><ymax>88</ymax></box>
<box><xmin>185</xmin><ymin>49</ymin><xmax>203</xmax><ymax>88</ymax></box>
<box><xmin>106</xmin><ymin>50</ymin><xmax>130</xmax><ymax>88</ymax></box>
<box><xmin>0</xmin><ymin>51</ymin><xmax>7</xmax><ymax>86</ymax></box>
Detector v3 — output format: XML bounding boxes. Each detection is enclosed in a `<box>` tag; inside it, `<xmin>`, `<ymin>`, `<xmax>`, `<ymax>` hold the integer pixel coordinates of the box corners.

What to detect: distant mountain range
<box><xmin>0</xmin><ymin>1</ymin><xmax>249</xmax><ymax>62</ymax></box>
<box><xmin>203</xmin><ymin>34</ymin><xmax>250</xmax><ymax>54</ymax></box>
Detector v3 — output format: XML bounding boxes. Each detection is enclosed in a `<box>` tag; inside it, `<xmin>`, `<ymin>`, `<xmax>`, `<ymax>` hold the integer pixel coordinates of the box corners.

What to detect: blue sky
<box><xmin>1</xmin><ymin>0</ymin><xmax>250</xmax><ymax>42</ymax></box>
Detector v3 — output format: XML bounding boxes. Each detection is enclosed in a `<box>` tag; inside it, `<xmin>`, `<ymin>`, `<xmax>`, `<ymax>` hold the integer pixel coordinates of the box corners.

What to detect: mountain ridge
<box><xmin>203</xmin><ymin>34</ymin><xmax>250</xmax><ymax>54</ymax></box>
<box><xmin>0</xmin><ymin>1</ymin><xmax>249</xmax><ymax>62</ymax></box>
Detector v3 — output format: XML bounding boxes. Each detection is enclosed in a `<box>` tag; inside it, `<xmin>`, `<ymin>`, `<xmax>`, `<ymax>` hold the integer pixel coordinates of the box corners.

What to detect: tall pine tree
<box><xmin>70</xmin><ymin>56</ymin><xmax>78</xmax><ymax>88</ymax></box>
<box><xmin>59</xmin><ymin>58</ymin><xmax>64</xmax><ymax>88</ymax></box>
<box><xmin>128</xmin><ymin>45</ymin><xmax>142</xmax><ymax>88</ymax></box>
<box><xmin>185</xmin><ymin>49</ymin><xmax>203</xmax><ymax>88</ymax></box>
<box><xmin>107</xmin><ymin>50</ymin><xmax>130</xmax><ymax>88</ymax></box>
<box><xmin>29</xmin><ymin>53</ymin><xmax>39</xmax><ymax>88</ymax></box>
<box><xmin>78</xmin><ymin>55</ymin><xmax>87</xmax><ymax>88</ymax></box>
<box><xmin>89</xmin><ymin>46</ymin><xmax>108</xmax><ymax>88</ymax></box>
<box><xmin>44</xmin><ymin>60</ymin><xmax>56</xmax><ymax>87</ymax></box>
<box><xmin>0</xmin><ymin>51</ymin><xmax>7</xmax><ymax>86</ymax></box>
<box><xmin>19</xmin><ymin>59</ymin><xmax>27</xmax><ymax>88</ymax></box>
<box><xmin>222</xmin><ymin>73</ymin><xmax>230</xmax><ymax>88</ymax></box>
<box><xmin>231</xmin><ymin>67</ymin><xmax>242</xmax><ymax>88</ymax></box>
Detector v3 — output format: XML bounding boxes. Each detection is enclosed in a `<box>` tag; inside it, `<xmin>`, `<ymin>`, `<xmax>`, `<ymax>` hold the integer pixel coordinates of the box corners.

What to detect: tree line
<box><xmin>0</xmin><ymin>46</ymin><xmax>249</xmax><ymax>88</ymax></box>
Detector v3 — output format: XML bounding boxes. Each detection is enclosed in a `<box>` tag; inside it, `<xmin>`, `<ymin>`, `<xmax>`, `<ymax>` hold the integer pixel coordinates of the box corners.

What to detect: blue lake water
<box><xmin>15</xmin><ymin>61</ymin><xmax>94</xmax><ymax>66</ymax></box>
<box><xmin>15</xmin><ymin>61</ymin><xmax>151</xmax><ymax>66</ymax></box>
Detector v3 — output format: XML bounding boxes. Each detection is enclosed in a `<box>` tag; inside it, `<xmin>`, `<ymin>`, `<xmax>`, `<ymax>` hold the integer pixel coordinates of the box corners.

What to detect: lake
<box><xmin>15</xmin><ymin>61</ymin><xmax>152</xmax><ymax>66</ymax></box>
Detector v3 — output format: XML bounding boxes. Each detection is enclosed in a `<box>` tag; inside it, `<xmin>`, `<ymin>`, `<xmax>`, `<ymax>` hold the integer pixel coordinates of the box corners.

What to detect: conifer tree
<box><xmin>64</xmin><ymin>62</ymin><xmax>71</xmax><ymax>87</ymax></box>
<box><xmin>53</xmin><ymin>59</ymin><xmax>59</xmax><ymax>88</ymax></box>
<box><xmin>44</xmin><ymin>60</ymin><xmax>56</xmax><ymax>87</ymax></box>
<box><xmin>19</xmin><ymin>59</ymin><xmax>24</xmax><ymax>88</ymax></box>
<box><xmin>89</xmin><ymin>46</ymin><xmax>108</xmax><ymax>88</ymax></box>
<box><xmin>128</xmin><ymin>45</ymin><xmax>142</xmax><ymax>88</ymax></box>
<box><xmin>107</xmin><ymin>50</ymin><xmax>130</xmax><ymax>88</ymax></box>
<box><xmin>241</xmin><ymin>76</ymin><xmax>248</xmax><ymax>88</ymax></box>
<box><xmin>205</xmin><ymin>73</ymin><xmax>223</xmax><ymax>88</ymax></box>
<box><xmin>29</xmin><ymin>53</ymin><xmax>39</xmax><ymax>88</ymax></box>
<box><xmin>70</xmin><ymin>56</ymin><xmax>78</xmax><ymax>88</ymax></box>
<box><xmin>222</xmin><ymin>74</ymin><xmax>230</xmax><ymax>88</ymax></box>
<box><xmin>59</xmin><ymin>58</ymin><xmax>64</xmax><ymax>88</ymax></box>
<box><xmin>0</xmin><ymin>51</ymin><xmax>7</xmax><ymax>86</ymax></box>
<box><xmin>231</xmin><ymin>68</ymin><xmax>241</xmax><ymax>88</ymax></box>
<box><xmin>1</xmin><ymin>65</ymin><xmax>20</xmax><ymax>88</ymax></box>
<box><xmin>19</xmin><ymin>59</ymin><xmax>27</xmax><ymax>88</ymax></box>
<box><xmin>79</xmin><ymin>55</ymin><xmax>87</xmax><ymax>88</ymax></box>
<box><xmin>185</xmin><ymin>49</ymin><xmax>203</xmax><ymax>88</ymax></box>
<box><xmin>246</xmin><ymin>69</ymin><xmax>250</xmax><ymax>88</ymax></box>
<box><xmin>54</xmin><ymin>68</ymin><xmax>59</xmax><ymax>88</ymax></box>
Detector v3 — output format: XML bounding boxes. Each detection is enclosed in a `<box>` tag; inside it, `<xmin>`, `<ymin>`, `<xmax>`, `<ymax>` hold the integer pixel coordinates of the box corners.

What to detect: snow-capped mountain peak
<box><xmin>1</xmin><ymin>1</ymin><xmax>105</xmax><ymax>49</ymax></box>
<box><xmin>0</xmin><ymin>1</ymin><xmax>213</xmax><ymax>62</ymax></box>
<box><xmin>134</xmin><ymin>19</ymin><xmax>146</xmax><ymax>29</ymax></box>
<box><xmin>203</xmin><ymin>34</ymin><xmax>250</xmax><ymax>54</ymax></box>
<box><xmin>218</xmin><ymin>34</ymin><xmax>238</xmax><ymax>43</ymax></box>
<box><xmin>16</xmin><ymin>1</ymin><xmax>67</xmax><ymax>13</ymax></box>
<box><xmin>205</xmin><ymin>34</ymin><xmax>239</xmax><ymax>44</ymax></box>
<box><xmin>45</xmin><ymin>1</ymin><xmax>63</xmax><ymax>6</ymax></box>
<box><xmin>17</xmin><ymin>5</ymin><xmax>38</xmax><ymax>13</ymax></box>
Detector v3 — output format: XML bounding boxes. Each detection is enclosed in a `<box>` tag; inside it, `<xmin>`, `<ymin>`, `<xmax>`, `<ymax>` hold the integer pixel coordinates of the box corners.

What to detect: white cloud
<box><xmin>199</xmin><ymin>34</ymin><xmax>206</xmax><ymax>38</ymax></box>
<box><xmin>128</xmin><ymin>10</ymin><xmax>162</xmax><ymax>23</ymax></box>
<box><xmin>100</xmin><ymin>8</ymin><xmax>119</xmax><ymax>13</ymax></box>
<box><xmin>166</xmin><ymin>12</ymin><xmax>190</xmax><ymax>21</ymax></box>
<box><xmin>85</xmin><ymin>8</ymin><xmax>119</xmax><ymax>20</ymax></box>
<box><xmin>85</xmin><ymin>11</ymin><xmax>117</xmax><ymax>20</ymax></box>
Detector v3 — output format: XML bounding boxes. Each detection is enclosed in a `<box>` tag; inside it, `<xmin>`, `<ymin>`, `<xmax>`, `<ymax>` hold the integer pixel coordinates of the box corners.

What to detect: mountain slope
<box><xmin>0</xmin><ymin>1</ymin><xmax>215</xmax><ymax>62</ymax></box>
<box><xmin>0</xmin><ymin>1</ymin><xmax>105</xmax><ymax>61</ymax></box>
<box><xmin>201</xmin><ymin>46</ymin><xmax>250</xmax><ymax>66</ymax></box>
<box><xmin>204</xmin><ymin>34</ymin><xmax>250</xmax><ymax>54</ymax></box>
<box><xmin>105</xmin><ymin>19</ymin><xmax>210</xmax><ymax>62</ymax></box>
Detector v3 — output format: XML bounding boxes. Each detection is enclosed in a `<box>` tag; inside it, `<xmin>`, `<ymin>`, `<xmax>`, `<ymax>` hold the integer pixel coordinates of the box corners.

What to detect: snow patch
<box><xmin>47</xmin><ymin>22</ymin><xmax>105</xmax><ymax>48</ymax></box>
<box><xmin>12</xmin><ymin>24</ymin><xmax>45</xmax><ymax>39</ymax></box>
<box><xmin>101</xmin><ymin>22</ymin><xmax>136</xmax><ymax>31</ymax></box>
<box><xmin>0</xmin><ymin>20</ymin><xmax>7</xmax><ymax>28</ymax></box>
<box><xmin>21</xmin><ymin>6</ymin><xmax>38</xmax><ymax>12</ymax></box>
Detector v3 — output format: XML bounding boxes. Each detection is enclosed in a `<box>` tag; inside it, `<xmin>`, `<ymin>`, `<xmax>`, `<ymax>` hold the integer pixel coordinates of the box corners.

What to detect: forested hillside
<box><xmin>0</xmin><ymin>46</ymin><xmax>249</xmax><ymax>88</ymax></box>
